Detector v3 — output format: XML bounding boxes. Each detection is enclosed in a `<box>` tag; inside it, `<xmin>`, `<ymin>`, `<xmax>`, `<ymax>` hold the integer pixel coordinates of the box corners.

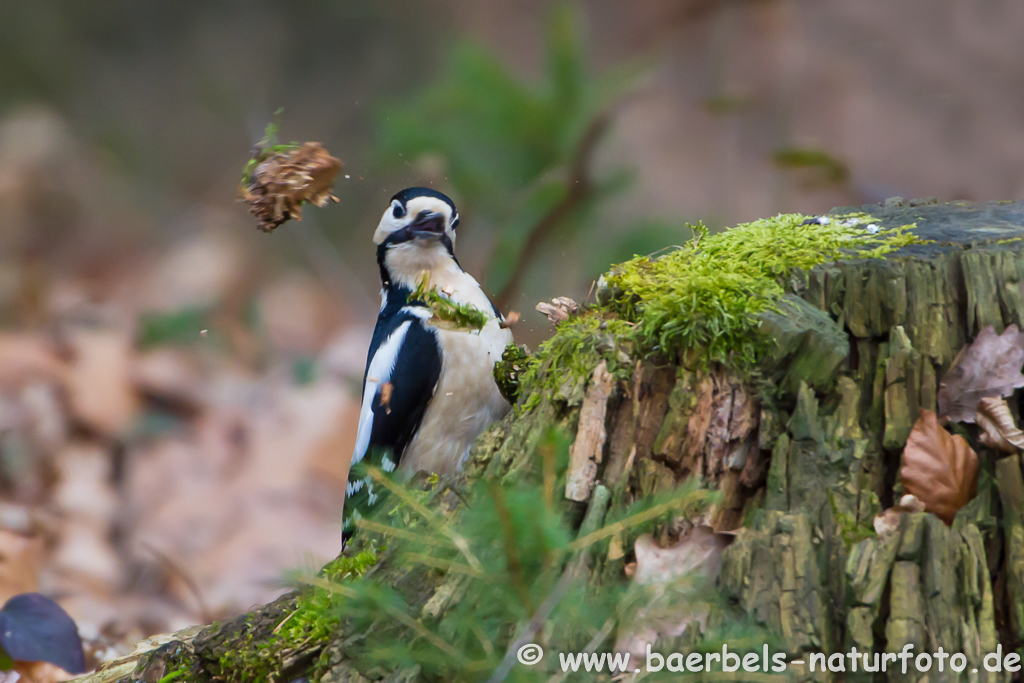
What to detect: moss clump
<box><xmin>493</xmin><ymin>344</ymin><xmax>531</xmax><ymax>403</ymax></box>
<box><xmin>604</xmin><ymin>213</ymin><xmax>920</xmax><ymax>365</ymax></box>
<box><xmin>413</xmin><ymin>274</ymin><xmax>489</xmax><ymax>331</ymax></box>
<box><xmin>240</xmin><ymin>120</ymin><xmax>298</xmax><ymax>187</ymax></box>
<box><xmin>517</xmin><ymin>212</ymin><xmax>922</xmax><ymax>404</ymax></box>
<box><xmin>518</xmin><ymin>315</ymin><xmax>636</xmax><ymax>410</ymax></box>
<box><xmin>212</xmin><ymin>549</ymin><xmax>379</xmax><ymax>683</ymax></box>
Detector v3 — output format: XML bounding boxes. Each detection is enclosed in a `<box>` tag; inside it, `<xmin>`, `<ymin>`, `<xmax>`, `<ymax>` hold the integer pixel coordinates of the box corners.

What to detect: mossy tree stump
<box><xmin>88</xmin><ymin>200</ymin><xmax>1024</xmax><ymax>683</ymax></box>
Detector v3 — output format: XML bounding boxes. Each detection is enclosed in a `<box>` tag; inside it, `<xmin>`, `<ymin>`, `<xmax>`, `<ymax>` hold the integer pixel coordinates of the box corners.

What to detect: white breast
<box><xmin>400</xmin><ymin>277</ymin><xmax>513</xmax><ymax>475</ymax></box>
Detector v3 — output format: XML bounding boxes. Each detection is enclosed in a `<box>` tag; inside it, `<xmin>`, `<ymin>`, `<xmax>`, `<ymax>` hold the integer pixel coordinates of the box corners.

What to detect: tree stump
<box><xmin>80</xmin><ymin>199</ymin><xmax>1024</xmax><ymax>683</ymax></box>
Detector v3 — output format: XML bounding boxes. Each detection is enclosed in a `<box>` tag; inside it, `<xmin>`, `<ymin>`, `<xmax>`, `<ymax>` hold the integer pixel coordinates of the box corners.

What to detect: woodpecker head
<box><xmin>375</xmin><ymin>187</ymin><xmax>461</xmax><ymax>288</ymax></box>
<box><xmin>374</xmin><ymin>187</ymin><xmax>459</xmax><ymax>248</ymax></box>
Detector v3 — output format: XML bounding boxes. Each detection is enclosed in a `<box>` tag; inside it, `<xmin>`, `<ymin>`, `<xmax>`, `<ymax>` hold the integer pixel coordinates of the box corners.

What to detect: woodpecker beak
<box><xmin>410</xmin><ymin>211</ymin><xmax>446</xmax><ymax>239</ymax></box>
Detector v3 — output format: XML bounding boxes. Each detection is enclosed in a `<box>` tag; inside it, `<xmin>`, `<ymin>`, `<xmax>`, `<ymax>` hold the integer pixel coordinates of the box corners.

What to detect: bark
<box><xmin>78</xmin><ymin>199</ymin><xmax>1024</xmax><ymax>683</ymax></box>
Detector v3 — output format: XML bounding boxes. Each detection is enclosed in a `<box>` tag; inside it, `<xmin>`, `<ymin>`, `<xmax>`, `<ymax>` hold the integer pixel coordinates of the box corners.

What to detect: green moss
<box><xmin>516</xmin><ymin>212</ymin><xmax>922</xmax><ymax>405</ymax></box>
<box><xmin>157</xmin><ymin>666</ymin><xmax>189</xmax><ymax>683</ymax></box>
<box><xmin>518</xmin><ymin>315</ymin><xmax>635</xmax><ymax>410</ymax></box>
<box><xmin>827</xmin><ymin>488</ymin><xmax>876</xmax><ymax>547</ymax></box>
<box><xmin>605</xmin><ymin>213</ymin><xmax>922</xmax><ymax>365</ymax></box>
<box><xmin>493</xmin><ymin>344</ymin><xmax>531</xmax><ymax>404</ymax></box>
<box><xmin>413</xmin><ymin>274</ymin><xmax>489</xmax><ymax>331</ymax></box>
<box><xmin>212</xmin><ymin>549</ymin><xmax>379</xmax><ymax>683</ymax></box>
<box><xmin>240</xmin><ymin>119</ymin><xmax>299</xmax><ymax>187</ymax></box>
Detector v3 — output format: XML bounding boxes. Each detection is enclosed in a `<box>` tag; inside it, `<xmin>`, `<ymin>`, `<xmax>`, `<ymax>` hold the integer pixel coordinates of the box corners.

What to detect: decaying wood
<box><xmin>565</xmin><ymin>360</ymin><xmax>615</xmax><ymax>501</ymax></box>
<box><xmin>535</xmin><ymin>297</ymin><xmax>580</xmax><ymax>325</ymax></box>
<box><xmin>81</xmin><ymin>200</ymin><xmax>1024</xmax><ymax>683</ymax></box>
<box><xmin>995</xmin><ymin>455</ymin><xmax>1024</xmax><ymax>640</ymax></box>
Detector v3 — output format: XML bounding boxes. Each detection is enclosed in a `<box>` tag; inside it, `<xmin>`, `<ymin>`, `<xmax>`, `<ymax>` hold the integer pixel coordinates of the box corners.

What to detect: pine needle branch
<box><xmin>355</xmin><ymin>518</ymin><xmax>455</xmax><ymax>548</ymax></box>
<box><xmin>301</xmin><ymin>575</ymin><xmax>468</xmax><ymax>664</ymax></box>
<box><xmin>364</xmin><ymin>466</ymin><xmax>484</xmax><ymax>573</ymax></box>
<box><xmin>488</xmin><ymin>481</ymin><xmax>536</xmax><ymax>613</ymax></box>
<box><xmin>403</xmin><ymin>552</ymin><xmax>484</xmax><ymax>578</ymax></box>
<box><xmin>568</xmin><ymin>486</ymin><xmax>715</xmax><ymax>552</ymax></box>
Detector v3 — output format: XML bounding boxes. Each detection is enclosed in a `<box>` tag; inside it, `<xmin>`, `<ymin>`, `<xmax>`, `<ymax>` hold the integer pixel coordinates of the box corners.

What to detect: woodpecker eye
<box><xmin>392</xmin><ymin>202</ymin><xmax>405</xmax><ymax>219</ymax></box>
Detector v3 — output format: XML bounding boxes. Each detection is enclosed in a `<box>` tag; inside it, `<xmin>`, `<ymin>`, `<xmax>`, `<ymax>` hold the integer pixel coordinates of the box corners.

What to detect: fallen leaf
<box><xmin>63</xmin><ymin>327</ymin><xmax>139</xmax><ymax>436</ymax></box>
<box><xmin>899</xmin><ymin>409</ymin><xmax>979</xmax><ymax>524</ymax></box>
<box><xmin>0</xmin><ymin>334</ymin><xmax>66</xmax><ymax>391</ymax></box>
<box><xmin>938</xmin><ymin>325</ymin><xmax>1024</xmax><ymax>424</ymax></box>
<box><xmin>0</xmin><ymin>593</ymin><xmax>87</xmax><ymax>675</ymax></box>
<box><xmin>535</xmin><ymin>297</ymin><xmax>579</xmax><ymax>325</ymax></box>
<box><xmin>241</xmin><ymin>142</ymin><xmax>341</xmax><ymax>233</ymax></box>
<box><xmin>976</xmin><ymin>396</ymin><xmax>1024</xmax><ymax>453</ymax></box>
<box><xmin>13</xmin><ymin>660</ymin><xmax>78</xmax><ymax>683</ymax></box>
<box><xmin>131</xmin><ymin>348</ymin><xmax>205</xmax><ymax>415</ymax></box>
<box><xmin>258</xmin><ymin>273</ymin><xmax>338</xmax><ymax>354</ymax></box>
<box><xmin>0</xmin><ymin>530</ymin><xmax>44</xmax><ymax>605</ymax></box>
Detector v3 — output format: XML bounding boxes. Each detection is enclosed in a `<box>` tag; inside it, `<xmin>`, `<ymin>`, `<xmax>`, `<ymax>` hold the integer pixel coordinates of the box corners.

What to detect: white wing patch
<box><xmin>351</xmin><ymin>321</ymin><xmax>413</xmax><ymax>465</ymax></box>
<box><xmin>400</xmin><ymin>305</ymin><xmax>432</xmax><ymax>320</ymax></box>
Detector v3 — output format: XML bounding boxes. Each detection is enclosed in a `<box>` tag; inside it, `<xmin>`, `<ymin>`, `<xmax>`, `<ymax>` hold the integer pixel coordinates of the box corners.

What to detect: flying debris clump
<box><xmin>240</xmin><ymin>130</ymin><xmax>342</xmax><ymax>233</ymax></box>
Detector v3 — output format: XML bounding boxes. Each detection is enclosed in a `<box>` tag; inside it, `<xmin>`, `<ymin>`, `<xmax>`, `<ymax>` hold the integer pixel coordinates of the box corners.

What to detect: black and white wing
<box><xmin>343</xmin><ymin>307</ymin><xmax>441</xmax><ymax>540</ymax></box>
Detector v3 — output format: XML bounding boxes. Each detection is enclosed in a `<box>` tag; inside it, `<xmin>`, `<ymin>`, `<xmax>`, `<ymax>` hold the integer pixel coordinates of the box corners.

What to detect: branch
<box><xmin>493</xmin><ymin>107</ymin><xmax>615</xmax><ymax>311</ymax></box>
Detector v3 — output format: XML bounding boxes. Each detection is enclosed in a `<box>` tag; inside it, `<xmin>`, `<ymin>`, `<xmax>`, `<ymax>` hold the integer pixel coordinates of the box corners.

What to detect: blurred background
<box><xmin>0</xmin><ymin>0</ymin><xmax>1022</xmax><ymax>666</ymax></box>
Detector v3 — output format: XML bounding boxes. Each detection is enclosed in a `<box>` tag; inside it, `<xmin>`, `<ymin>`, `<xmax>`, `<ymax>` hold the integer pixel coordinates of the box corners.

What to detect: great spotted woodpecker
<box><xmin>342</xmin><ymin>188</ymin><xmax>513</xmax><ymax>543</ymax></box>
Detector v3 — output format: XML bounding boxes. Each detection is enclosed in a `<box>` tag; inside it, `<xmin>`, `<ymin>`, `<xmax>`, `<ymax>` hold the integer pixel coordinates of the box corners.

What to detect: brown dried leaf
<box><xmin>242</xmin><ymin>142</ymin><xmax>341</xmax><ymax>233</ymax></box>
<box><xmin>976</xmin><ymin>396</ymin><xmax>1024</xmax><ymax>453</ymax></box>
<box><xmin>131</xmin><ymin>348</ymin><xmax>205</xmax><ymax>415</ymax></box>
<box><xmin>0</xmin><ymin>333</ymin><xmax>66</xmax><ymax>391</ymax></box>
<box><xmin>0</xmin><ymin>529</ymin><xmax>44</xmax><ymax>604</ymax></box>
<box><xmin>535</xmin><ymin>297</ymin><xmax>579</xmax><ymax>325</ymax></box>
<box><xmin>899</xmin><ymin>409</ymin><xmax>979</xmax><ymax>524</ymax></box>
<box><xmin>938</xmin><ymin>324</ymin><xmax>1024</xmax><ymax>423</ymax></box>
<box><xmin>63</xmin><ymin>327</ymin><xmax>139</xmax><ymax>436</ymax></box>
<box><xmin>12</xmin><ymin>661</ymin><xmax>76</xmax><ymax>683</ymax></box>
